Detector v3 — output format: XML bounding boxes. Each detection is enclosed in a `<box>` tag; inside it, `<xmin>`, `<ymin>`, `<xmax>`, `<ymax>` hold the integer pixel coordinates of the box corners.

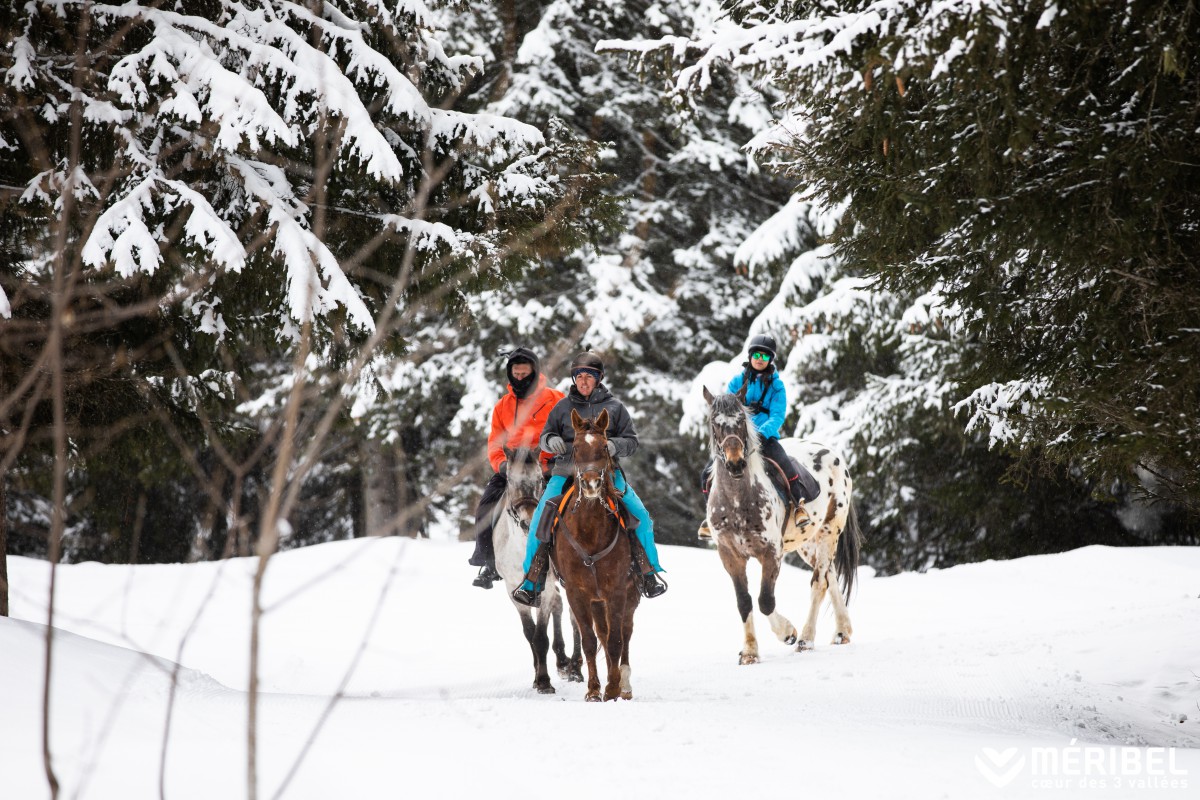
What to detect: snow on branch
<box><xmin>81</xmin><ymin>172</ymin><xmax>247</xmax><ymax>278</ymax></box>
<box><xmin>734</xmin><ymin>194</ymin><xmax>813</xmax><ymax>277</ymax></box>
<box><xmin>954</xmin><ymin>379</ymin><xmax>1050</xmax><ymax>449</ymax></box>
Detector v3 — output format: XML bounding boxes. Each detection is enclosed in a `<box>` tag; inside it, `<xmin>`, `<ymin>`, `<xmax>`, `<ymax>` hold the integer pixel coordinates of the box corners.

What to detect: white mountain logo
<box><xmin>975</xmin><ymin>747</ymin><xmax>1026</xmax><ymax>787</ymax></box>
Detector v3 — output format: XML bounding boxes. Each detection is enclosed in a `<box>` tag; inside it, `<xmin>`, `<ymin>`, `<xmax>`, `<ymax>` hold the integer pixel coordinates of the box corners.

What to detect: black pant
<box><xmin>468</xmin><ymin>472</ymin><xmax>508</xmax><ymax>567</ymax></box>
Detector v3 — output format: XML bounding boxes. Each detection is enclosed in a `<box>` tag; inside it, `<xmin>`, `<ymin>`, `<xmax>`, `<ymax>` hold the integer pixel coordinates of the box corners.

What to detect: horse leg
<box><xmin>568</xmin><ymin>616</ymin><xmax>584</xmax><ymax>682</ymax></box>
<box><xmin>571</xmin><ymin>600</ymin><xmax>603</xmax><ymax>701</ymax></box>
<box><xmin>758</xmin><ymin>553</ymin><xmax>798</xmax><ymax>646</ymax></box>
<box><xmin>519</xmin><ymin>607</ymin><xmax>554</xmax><ymax>694</ymax></box>
<box><xmin>601</xmin><ymin>597</ymin><xmax>627</xmax><ymax>701</ymax></box>
<box><xmin>718</xmin><ymin>545</ymin><xmax>759</xmax><ymax>665</ymax></box>
<box><xmin>825</xmin><ymin>559</ymin><xmax>854</xmax><ymax>644</ymax></box>
<box><xmin>547</xmin><ymin>593</ymin><xmax>572</xmax><ymax>678</ymax></box>
<box><xmin>618</xmin><ymin>596</ymin><xmax>635</xmax><ymax>700</ymax></box>
<box><xmin>533</xmin><ymin>608</ymin><xmax>555</xmax><ymax>693</ymax></box>
<box><xmin>797</xmin><ymin>561</ymin><xmax>830</xmax><ymax>651</ymax></box>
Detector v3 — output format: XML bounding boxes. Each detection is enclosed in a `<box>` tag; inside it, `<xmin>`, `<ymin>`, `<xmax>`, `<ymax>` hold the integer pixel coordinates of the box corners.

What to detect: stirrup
<box><xmin>511</xmin><ymin>586</ymin><xmax>541</xmax><ymax>608</ymax></box>
<box><xmin>792</xmin><ymin>504</ymin><xmax>813</xmax><ymax>529</ymax></box>
<box><xmin>696</xmin><ymin>520</ymin><xmax>712</xmax><ymax>540</ymax></box>
<box><xmin>639</xmin><ymin>572</ymin><xmax>667</xmax><ymax>599</ymax></box>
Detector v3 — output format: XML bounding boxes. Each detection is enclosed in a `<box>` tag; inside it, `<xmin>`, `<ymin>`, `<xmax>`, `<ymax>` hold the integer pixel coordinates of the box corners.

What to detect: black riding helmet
<box><xmin>747</xmin><ymin>334</ymin><xmax>777</xmax><ymax>360</ymax></box>
<box><xmin>504</xmin><ymin>347</ymin><xmax>540</xmax><ymax>398</ymax></box>
<box><xmin>569</xmin><ymin>351</ymin><xmax>604</xmax><ymax>379</ymax></box>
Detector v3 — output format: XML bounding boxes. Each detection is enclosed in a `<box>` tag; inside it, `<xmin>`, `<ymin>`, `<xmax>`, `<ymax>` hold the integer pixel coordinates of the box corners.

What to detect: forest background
<box><xmin>2</xmin><ymin>0</ymin><xmax>1198</xmax><ymax>610</ymax></box>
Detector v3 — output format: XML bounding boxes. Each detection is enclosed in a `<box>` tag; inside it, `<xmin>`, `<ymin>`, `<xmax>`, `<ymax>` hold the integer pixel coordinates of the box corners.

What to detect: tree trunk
<box><xmin>491</xmin><ymin>0</ymin><xmax>517</xmax><ymax>102</ymax></box>
<box><xmin>1</xmin><ymin>474</ymin><xmax>8</xmax><ymax>617</ymax></box>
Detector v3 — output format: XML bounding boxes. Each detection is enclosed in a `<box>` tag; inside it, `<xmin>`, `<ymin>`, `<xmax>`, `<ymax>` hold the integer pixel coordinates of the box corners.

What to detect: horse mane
<box><xmin>709</xmin><ymin>392</ymin><xmax>762</xmax><ymax>458</ymax></box>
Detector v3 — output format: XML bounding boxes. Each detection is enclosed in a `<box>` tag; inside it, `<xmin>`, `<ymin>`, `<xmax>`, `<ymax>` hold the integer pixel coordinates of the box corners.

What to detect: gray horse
<box><xmin>493</xmin><ymin>447</ymin><xmax>582</xmax><ymax>691</ymax></box>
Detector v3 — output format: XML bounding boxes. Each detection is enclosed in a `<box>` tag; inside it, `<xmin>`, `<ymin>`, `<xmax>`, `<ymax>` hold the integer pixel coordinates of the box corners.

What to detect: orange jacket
<box><xmin>487</xmin><ymin>374</ymin><xmax>565</xmax><ymax>471</ymax></box>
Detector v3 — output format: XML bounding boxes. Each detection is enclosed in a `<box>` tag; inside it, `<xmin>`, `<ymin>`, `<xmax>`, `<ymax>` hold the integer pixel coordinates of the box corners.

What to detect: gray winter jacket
<box><xmin>538</xmin><ymin>383</ymin><xmax>638</xmax><ymax>477</ymax></box>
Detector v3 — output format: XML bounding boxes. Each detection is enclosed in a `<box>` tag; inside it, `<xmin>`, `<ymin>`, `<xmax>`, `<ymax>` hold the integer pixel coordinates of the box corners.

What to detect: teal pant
<box><xmin>520</xmin><ymin>472</ymin><xmax>663</xmax><ymax>590</ymax></box>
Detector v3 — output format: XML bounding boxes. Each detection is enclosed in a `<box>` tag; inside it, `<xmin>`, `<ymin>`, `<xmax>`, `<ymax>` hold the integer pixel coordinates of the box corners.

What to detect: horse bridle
<box><xmin>718</xmin><ymin>432</ymin><xmax>746</xmax><ymax>454</ymax></box>
<box><xmin>561</xmin><ymin>450</ymin><xmax>623</xmax><ymax>588</ymax></box>
<box><xmin>714</xmin><ymin>425</ymin><xmax>754</xmax><ymax>475</ymax></box>
<box><xmin>506</xmin><ymin>497</ymin><xmax>539</xmax><ymax>531</ymax></box>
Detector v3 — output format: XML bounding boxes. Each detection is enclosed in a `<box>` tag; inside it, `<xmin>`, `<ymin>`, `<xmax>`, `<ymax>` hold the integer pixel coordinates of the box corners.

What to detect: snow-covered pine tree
<box><xmin>0</xmin><ymin>0</ymin><xmax>614</xmax><ymax>559</ymax></box>
<box><xmin>605</xmin><ymin>0</ymin><xmax>1200</xmax><ymax>568</ymax></box>
<box><xmin>412</xmin><ymin>0</ymin><xmax>799</xmax><ymax>544</ymax></box>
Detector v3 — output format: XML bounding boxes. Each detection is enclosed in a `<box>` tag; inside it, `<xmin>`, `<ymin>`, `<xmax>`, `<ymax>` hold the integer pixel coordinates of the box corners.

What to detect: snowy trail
<box><xmin>2</xmin><ymin>540</ymin><xmax>1198</xmax><ymax>799</ymax></box>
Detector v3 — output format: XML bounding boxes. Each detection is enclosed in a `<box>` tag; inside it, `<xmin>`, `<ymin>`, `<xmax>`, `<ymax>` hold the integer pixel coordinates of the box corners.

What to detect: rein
<box><xmin>555</xmin><ymin>482</ymin><xmax>626</xmax><ymax>588</ymax></box>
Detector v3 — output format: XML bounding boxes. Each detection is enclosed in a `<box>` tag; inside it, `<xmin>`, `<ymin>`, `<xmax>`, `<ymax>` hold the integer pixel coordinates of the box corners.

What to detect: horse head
<box><xmin>503</xmin><ymin>446</ymin><xmax>544</xmax><ymax>528</ymax></box>
<box><xmin>703</xmin><ymin>385</ymin><xmax>757</xmax><ymax>479</ymax></box>
<box><xmin>569</xmin><ymin>408</ymin><xmax>613</xmax><ymax>501</ymax></box>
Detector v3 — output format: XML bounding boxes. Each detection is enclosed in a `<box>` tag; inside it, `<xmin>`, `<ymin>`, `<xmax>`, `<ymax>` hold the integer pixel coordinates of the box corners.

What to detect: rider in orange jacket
<box><xmin>469</xmin><ymin>347</ymin><xmax>565</xmax><ymax>588</ymax></box>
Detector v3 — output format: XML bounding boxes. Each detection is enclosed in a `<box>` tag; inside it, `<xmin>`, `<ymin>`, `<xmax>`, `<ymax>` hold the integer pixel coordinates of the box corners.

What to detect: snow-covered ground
<box><xmin>1</xmin><ymin>540</ymin><xmax>1197</xmax><ymax>799</ymax></box>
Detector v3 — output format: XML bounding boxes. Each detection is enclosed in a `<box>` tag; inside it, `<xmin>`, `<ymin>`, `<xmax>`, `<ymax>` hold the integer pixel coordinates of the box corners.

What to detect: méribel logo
<box><xmin>976</xmin><ymin>747</ymin><xmax>1027</xmax><ymax>788</ymax></box>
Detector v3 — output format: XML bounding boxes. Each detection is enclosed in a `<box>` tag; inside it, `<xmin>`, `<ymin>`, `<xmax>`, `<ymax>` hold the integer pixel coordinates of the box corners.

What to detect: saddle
<box><xmin>533</xmin><ymin>482</ymin><xmax>652</xmax><ymax>575</ymax></box>
<box><xmin>764</xmin><ymin>456</ymin><xmax>820</xmax><ymax>505</ymax></box>
<box><xmin>773</xmin><ymin>458</ymin><xmax>823</xmax><ymax>553</ymax></box>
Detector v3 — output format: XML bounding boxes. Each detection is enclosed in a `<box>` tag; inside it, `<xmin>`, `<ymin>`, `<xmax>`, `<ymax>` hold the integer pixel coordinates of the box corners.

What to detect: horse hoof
<box><xmin>585</xmin><ymin>692</ymin><xmax>602</xmax><ymax>702</ymax></box>
<box><xmin>833</xmin><ymin>633</ymin><xmax>850</xmax><ymax>645</ymax></box>
<box><xmin>738</xmin><ymin>653</ymin><xmax>759</xmax><ymax>665</ymax></box>
<box><xmin>795</xmin><ymin>640</ymin><xmax>813</xmax><ymax>652</ymax></box>
<box><xmin>784</xmin><ymin>632</ymin><xmax>798</xmax><ymax>646</ymax></box>
<box><xmin>536</xmin><ymin>684</ymin><xmax>556</xmax><ymax>695</ymax></box>
<box><xmin>568</xmin><ymin>669</ymin><xmax>585</xmax><ymax>683</ymax></box>
<box><xmin>621</xmin><ymin>691</ymin><xmax>633</xmax><ymax>700</ymax></box>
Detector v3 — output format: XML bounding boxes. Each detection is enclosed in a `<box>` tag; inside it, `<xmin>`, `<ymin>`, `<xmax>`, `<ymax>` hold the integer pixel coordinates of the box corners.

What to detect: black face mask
<box><xmin>509</xmin><ymin>369</ymin><xmax>537</xmax><ymax>399</ymax></box>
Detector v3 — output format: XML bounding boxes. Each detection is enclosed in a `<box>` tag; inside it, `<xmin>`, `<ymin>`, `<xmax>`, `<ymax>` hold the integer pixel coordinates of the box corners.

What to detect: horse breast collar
<box><xmin>553</xmin><ymin>483</ymin><xmax>625</xmax><ymax>569</ymax></box>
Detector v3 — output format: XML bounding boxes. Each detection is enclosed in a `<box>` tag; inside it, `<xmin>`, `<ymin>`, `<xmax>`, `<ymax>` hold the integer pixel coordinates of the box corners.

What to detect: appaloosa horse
<box><xmin>493</xmin><ymin>447</ymin><xmax>583</xmax><ymax>692</ymax></box>
<box><xmin>703</xmin><ymin>387</ymin><xmax>863</xmax><ymax>663</ymax></box>
<box><xmin>552</xmin><ymin>409</ymin><xmax>641</xmax><ymax>701</ymax></box>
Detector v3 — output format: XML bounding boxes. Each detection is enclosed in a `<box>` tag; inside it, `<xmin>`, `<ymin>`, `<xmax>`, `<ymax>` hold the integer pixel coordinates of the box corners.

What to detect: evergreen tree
<box><xmin>608</xmin><ymin>0</ymin><xmax>1200</xmax><ymax>568</ymax></box>
<box><xmin>0</xmin><ymin>0</ymin><xmax>612</xmax><ymax>560</ymax></box>
<box><xmin>420</xmin><ymin>0</ymin><xmax>797</xmax><ymax>544</ymax></box>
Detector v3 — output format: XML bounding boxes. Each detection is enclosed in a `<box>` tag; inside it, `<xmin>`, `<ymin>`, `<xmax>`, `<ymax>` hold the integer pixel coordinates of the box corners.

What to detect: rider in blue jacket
<box><xmin>700</xmin><ymin>334</ymin><xmax>813</xmax><ymax>535</ymax></box>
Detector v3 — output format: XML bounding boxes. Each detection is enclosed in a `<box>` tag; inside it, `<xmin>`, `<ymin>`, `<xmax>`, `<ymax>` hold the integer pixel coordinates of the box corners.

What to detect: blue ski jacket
<box><xmin>727</xmin><ymin>366</ymin><xmax>787</xmax><ymax>439</ymax></box>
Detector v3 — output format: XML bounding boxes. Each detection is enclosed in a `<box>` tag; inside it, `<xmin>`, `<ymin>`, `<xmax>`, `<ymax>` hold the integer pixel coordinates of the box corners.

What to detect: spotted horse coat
<box><xmin>702</xmin><ymin>387</ymin><xmax>863</xmax><ymax>662</ymax></box>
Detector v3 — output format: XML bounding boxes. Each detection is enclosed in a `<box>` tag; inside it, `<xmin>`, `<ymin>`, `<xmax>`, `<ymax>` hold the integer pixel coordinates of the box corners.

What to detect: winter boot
<box><xmin>472</xmin><ymin>561</ymin><xmax>501</xmax><ymax>590</ymax></box>
<box><xmin>511</xmin><ymin>541</ymin><xmax>551</xmax><ymax>608</ymax></box>
<box><xmin>628</xmin><ymin>534</ymin><xmax>667</xmax><ymax>599</ymax></box>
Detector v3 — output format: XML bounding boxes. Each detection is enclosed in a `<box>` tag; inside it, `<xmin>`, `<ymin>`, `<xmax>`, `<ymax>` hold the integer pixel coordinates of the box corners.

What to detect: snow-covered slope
<box><xmin>2</xmin><ymin>541</ymin><xmax>1197</xmax><ymax>798</ymax></box>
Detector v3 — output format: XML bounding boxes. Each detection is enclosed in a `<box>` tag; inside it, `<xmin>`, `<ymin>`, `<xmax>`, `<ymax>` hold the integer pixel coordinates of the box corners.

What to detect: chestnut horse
<box><xmin>493</xmin><ymin>447</ymin><xmax>583</xmax><ymax>692</ymax></box>
<box><xmin>552</xmin><ymin>409</ymin><xmax>641</xmax><ymax>701</ymax></box>
<box><xmin>703</xmin><ymin>387</ymin><xmax>863</xmax><ymax>663</ymax></box>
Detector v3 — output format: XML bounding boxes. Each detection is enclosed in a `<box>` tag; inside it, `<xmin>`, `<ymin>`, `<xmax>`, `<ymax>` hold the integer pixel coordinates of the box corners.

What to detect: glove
<box><xmin>545</xmin><ymin>435</ymin><xmax>568</xmax><ymax>455</ymax></box>
<box><xmin>606</xmin><ymin>440</ymin><xmax>618</xmax><ymax>456</ymax></box>
<box><xmin>498</xmin><ymin>461</ymin><xmax>507</xmax><ymax>476</ymax></box>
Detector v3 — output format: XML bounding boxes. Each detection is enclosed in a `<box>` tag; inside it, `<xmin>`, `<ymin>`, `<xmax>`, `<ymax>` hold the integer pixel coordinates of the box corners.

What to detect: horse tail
<box><xmin>836</xmin><ymin>499</ymin><xmax>864</xmax><ymax>604</ymax></box>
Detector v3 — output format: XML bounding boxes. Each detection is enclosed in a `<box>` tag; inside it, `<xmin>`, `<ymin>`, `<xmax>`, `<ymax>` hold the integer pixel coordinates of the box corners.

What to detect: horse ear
<box><xmin>595</xmin><ymin>408</ymin><xmax>609</xmax><ymax>433</ymax></box>
<box><xmin>570</xmin><ymin>408</ymin><xmax>585</xmax><ymax>430</ymax></box>
<box><xmin>735</xmin><ymin>382</ymin><xmax>748</xmax><ymax>404</ymax></box>
<box><xmin>703</xmin><ymin>386</ymin><xmax>714</xmax><ymax>406</ymax></box>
